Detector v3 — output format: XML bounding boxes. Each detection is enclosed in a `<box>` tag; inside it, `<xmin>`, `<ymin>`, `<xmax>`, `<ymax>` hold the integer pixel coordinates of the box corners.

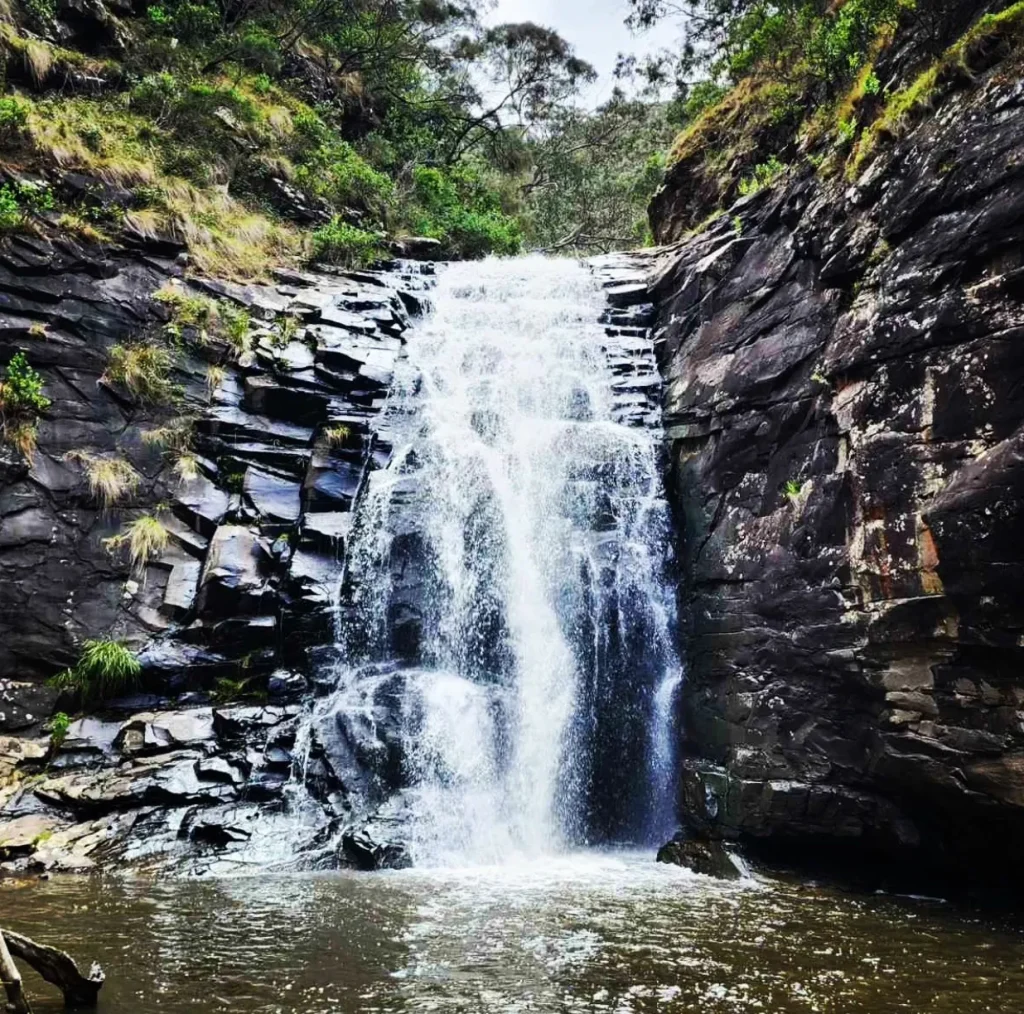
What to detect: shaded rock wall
<box><xmin>0</xmin><ymin>219</ymin><xmax>429</xmax><ymax>730</ymax></box>
<box><xmin>648</xmin><ymin>56</ymin><xmax>1024</xmax><ymax>884</ymax></box>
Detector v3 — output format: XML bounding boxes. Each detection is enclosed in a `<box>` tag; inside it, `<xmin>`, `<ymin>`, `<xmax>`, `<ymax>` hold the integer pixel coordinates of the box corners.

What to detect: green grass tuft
<box><xmin>49</xmin><ymin>638</ymin><xmax>142</xmax><ymax>703</ymax></box>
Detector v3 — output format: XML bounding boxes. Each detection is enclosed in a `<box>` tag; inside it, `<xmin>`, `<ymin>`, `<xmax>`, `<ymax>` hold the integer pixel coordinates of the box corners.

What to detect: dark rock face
<box><xmin>648</xmin><ymin>62</ymin><xmax>1024</xmax><ymax>887</ymax></box>
<box><xmin>0</xmin><ymin>222</ymin><xmax>435</xmax><ymax>870</ymax></box>
<box><xmin>0</xmin><ymin>225</ymin><xmax>431</xmax><ymax>694</ymax></box>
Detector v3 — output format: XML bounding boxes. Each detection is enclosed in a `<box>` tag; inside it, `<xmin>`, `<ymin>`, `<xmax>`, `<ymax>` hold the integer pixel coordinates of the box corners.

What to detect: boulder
<box><xmin>340</xmin><ymin>825</ymin><xmax>412</xmax><ymax>871</ymax></box>
<box><xmin>656</xmin><ymin>835</ymin><xmax>743</xmax><ymax>880</ymax></box>
<box><xmin>197</xmin><ymin>526</ymin><xmax>269</xmax><ymax>616</ymax></box>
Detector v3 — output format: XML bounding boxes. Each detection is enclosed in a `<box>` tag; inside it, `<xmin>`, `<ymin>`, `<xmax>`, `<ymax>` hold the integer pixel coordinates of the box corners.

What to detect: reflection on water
<box><xmin>3</xmin><ymin>854</ymin><xmax>1023</xmax><ymax>1013</ymax></box>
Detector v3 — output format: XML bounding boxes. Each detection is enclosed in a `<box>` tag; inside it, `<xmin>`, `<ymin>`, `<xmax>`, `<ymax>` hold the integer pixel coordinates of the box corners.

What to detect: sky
<box><xmin>486</xmin><ymin>0</ymin><xmax>669</xmax><ymax>107</ymax></box>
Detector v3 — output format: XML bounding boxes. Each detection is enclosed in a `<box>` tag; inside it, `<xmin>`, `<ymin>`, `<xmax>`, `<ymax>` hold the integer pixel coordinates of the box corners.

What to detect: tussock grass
<box><xmin>321</xmin><ymin>424</ymin><xmax>352</xmax><ymax>448</ymax></box>
<box><xmin>104</xmin><ymin>343</ymin><xmax>175</xmax><ymax>403</ymax></box>
<box><xmin>3</xmin><ymin>419</ymin><xmax>37</xmax><ymax>456</ymax></box>
<box><xmin>104</xmin><ymin>514</ymin><xmax>170</xmax><ymax>572</ymax></box>
<box><xmin>49</xmin><ymin>638</ymin><xmax>141</xmax><ymax>703</ymax></box>
<box><xmin>7</xmin><ymin>91</ymin><xmax>302</xmax><ymax>280</ymax></box>
<box><xmin>57</xmin><ymin>211</ymin><xmax>109</xmax><ymax>244</ymax></box>
<box><xmin>142</xmin><ymin>417</ymin><xmax>193</xmax><ymax>451</ymax></box>
<box><xmin>173</xmin><ymin>450</ymin><xmax>200</xmax><ymax>482</ymax></box>
<box><xmin>206</xmin><ymin>364</ymin><xmax>227</xmax><ymax>399</ymax></box>
<box><xmin>66</xmin><ymin>452</ymin><xmax>140</xmax><ymax>507</ymax></box>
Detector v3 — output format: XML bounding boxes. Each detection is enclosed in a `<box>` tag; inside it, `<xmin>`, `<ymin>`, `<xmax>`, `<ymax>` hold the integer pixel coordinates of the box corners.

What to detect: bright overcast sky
<box><xmin>486</xmin><ymin>0</ymin><xmax>668</xmax><ymax>107</ymax></box>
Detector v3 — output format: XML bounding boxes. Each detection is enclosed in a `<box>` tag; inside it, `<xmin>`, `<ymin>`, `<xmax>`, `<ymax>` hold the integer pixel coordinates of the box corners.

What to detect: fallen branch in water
<box><xmin>0</xmin><ymin>929</ymin><xmax>31</xmax><ymax>1014</ymax></box>
<box><xmin>0</xmin><ymin>928</ymin><xmax>103</xmax><ymax>1009</ymax></box>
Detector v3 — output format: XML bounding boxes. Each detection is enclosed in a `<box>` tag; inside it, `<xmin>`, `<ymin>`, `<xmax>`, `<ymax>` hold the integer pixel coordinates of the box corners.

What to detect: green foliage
<box><xmin>48</xmin><ymin>711</ymin><xmax>71</xmax><ymax>751</ymax></box>
<box><xmin>50</xmin><ymin>639</ymin><xmax>142</xmax><ymax>703</ymax></box>
<box><xmin>805</xmin><ymin>0</ymin><xmax>912</xmax><ymax>88</ymax></box>
<box><xmin>522</xmin><ymin>96</ymin><xmax>675</xmax><ymax>253</ymax></box>
<box><xmin>0</xmin><ymin>351</ymin><xmax>48</xmax><ymax>456</ymax></box>
<box><xmin>837</xmin><ymin>117</ymin><xmax>858</xmax><ymax>146</ymax></box>
<box><xmin>853</xmin><ymin>2</ymin><xmax>1024</xmax><ymax>174</ymax></box>
<box><xmin>144</xmin><ymin>0</ymin><xmax>220</xmax><ymax>42</ymax></box>
<box><xmin>737</xmin><ymin>155</ymin><xmax>787</xmax><ymax>197</ymax></box>
<box><xmin>0</xmin><ymin>182</ymin><xmax>52</xmax><ymax>233</ymax></box>
<box><xmin>0</xmin><ymin>96</ymin><xmax>28</xmax><ymax>138</ymax></box>
<box><xmin>311</xmin><ymin>218</ymin><xmax>384</xmax><ymax>266</ymax></box>
<box><xmin>291</xmin><ymin>118</ymin><xmax>395</xmax><ymax>217</ymax></box>
<box><xmin>783</xmin><ymin>479</ymin><xmax>804</xmax><ymax>499</ymax></box>
<box><xmin>0</xmin><ymin>351</ymin><xmax>49</xmax><ymax>414</ymax></box>
<box><xmin>21</xmin><ymin>0</ymin><xmax>56</xmax><ymax>26</ymax></box>
<box><xmin>0</xmin><ymin>187</ymin><xmax>22</xmax><ymax>232</ymax></box>
<box><xmin>406</xmin><ymin>165</ymin><xmax>521</xmax><ymax>258</ymax></box>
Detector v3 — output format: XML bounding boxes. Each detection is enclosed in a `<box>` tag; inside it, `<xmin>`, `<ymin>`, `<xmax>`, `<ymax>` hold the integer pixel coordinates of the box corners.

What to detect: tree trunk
<box><xmin>0</xmin><ymin>930</ymin><xmax>32</xmax><ymax>1014</ymax></box>
<box><xmin>0</xmin><ymin>929</ymin><xmax>103</xmax><ymax>1009</ymax></box>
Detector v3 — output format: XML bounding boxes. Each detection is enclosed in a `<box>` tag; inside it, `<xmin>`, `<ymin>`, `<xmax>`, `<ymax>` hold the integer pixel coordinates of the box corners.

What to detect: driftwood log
<box><xmin>0</xmin><ymin>929</ymin><xmax>103</xmax><ymax>1010</ymax></box>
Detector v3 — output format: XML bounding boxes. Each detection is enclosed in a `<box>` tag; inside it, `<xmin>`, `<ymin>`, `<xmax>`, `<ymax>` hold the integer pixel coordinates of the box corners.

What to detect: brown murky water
<box><xmin>2</xmin><ymin>853</ymin><xmax>1023</xmax><ymax>1013</ymax></box>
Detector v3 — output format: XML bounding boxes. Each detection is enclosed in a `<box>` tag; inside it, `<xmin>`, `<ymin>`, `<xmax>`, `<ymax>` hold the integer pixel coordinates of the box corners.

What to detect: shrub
<box><xmin>0</xmin><ymin>96</ymin><xmax>28</xmax><ymax>140</ymax></box>
<box><xmin>737</xmin><ymin>156</ymin><xmax>787</xmax><ymax>197</ymax></box>
<box><xmin>219</xmin><ymin>303</ymin><xmax>252</xmax><ymax>353</ymax></box>
<box><xmin>103</xmin><ymin>514</ymin><xmax>170</xmax><ymax>572</ymax></box>
<box><xmin>104</xmin><ymin>343</ymin><xmax>175</xmax><ymax>403</ymax></box>
<box><xmin>293</xmin><ymin>135</ymin><xmax>395</xmax><ymax>216</ymax></box>
<box><xmin>311</xmin><ymin>218</ymin><xmax>384</xmax><ymax>266</ymax></box>
<box><xmin>406</xmin><ymin>165</ymin><xmax>521</xmax><ymax>259</ymax></box>
<box><xmin>0</xmin><ymin>351</ymin><xmax>49</xmax><ymax>413</ymax></box>
<box><xmin>50</xmin><ymin>638</ymin><xmax>141</xmax><ymax>703</ymax></box>
<box><xmin>0</xmin><ymin>184</ymin><xmax>23</xmax><ymax>232</ymax></box>
<box><xmin>0</xmin><ymin>351</ymin><xmax>49</xmax><ymax>456</ymax></box>
<box><xmin>48</xmin><ymin>711</ymin><xmax>71</xmax><ymax>750</ymax></box>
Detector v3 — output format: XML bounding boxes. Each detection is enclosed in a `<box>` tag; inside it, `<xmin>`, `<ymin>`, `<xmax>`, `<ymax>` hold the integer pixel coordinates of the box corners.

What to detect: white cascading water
<box><xmin>304</xmin><ymin>256</ymin><xmax>681</xmax><ymax>866</ymax></box>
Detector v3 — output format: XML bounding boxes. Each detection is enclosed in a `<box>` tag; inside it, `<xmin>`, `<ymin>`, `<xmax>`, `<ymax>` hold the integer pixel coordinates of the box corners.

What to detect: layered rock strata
<box><xmin>646</xmin><ymin>51</ymin><xmax>1024</xmax><ymax>887</ymax></box>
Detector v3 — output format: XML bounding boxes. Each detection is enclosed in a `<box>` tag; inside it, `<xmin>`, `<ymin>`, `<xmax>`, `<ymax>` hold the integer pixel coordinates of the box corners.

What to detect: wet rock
<box><xmin>0</xmin><ymin>814</ymin><xmax>61</xmax><ymax>860</ymax></box>
<box><xmin>390</xmin><ymin>236</ymin><xmax>441</xmax><ymax>261</ymax></box>
<box><xmin>243</xmin><ymin>467</ymin><xmax>302</xmax><ymax>524</ymax></box>
<box><xmin>647</xmin><ymin>54</ymin><xmax>1024</xmax><ymax>887</ymax></box>
<box><xmin>267</xmin><ymin>670</ymin><xmax>307</xmax><ymax>703</ymax></box>
<box><xmin>0</xmin><ymin>680</ymin><xmax>58</xmax><ymax>733</ymax></box>
<box><xmin>174</xmin><ymin>476</ymin><xmax>231</xmax><ymax>539</ymax></box>
<box><xmin>656</xmin><ymin>835</ymin><xmax>742</xmax><ymax>880</ymax></box>
<box><xmin>340</xmin><ymin>824</ymin><xmax>412</xmax><ymax>871</ymax></box>
<box><xmin>197</xmin><ymin>526</ymin><xmax>269</xmax><ymax>616</ymax></box>
<box><xmin>114</xmin><ymin>710</ymin><xmax>216</xmax><ymax>755</ymax></box>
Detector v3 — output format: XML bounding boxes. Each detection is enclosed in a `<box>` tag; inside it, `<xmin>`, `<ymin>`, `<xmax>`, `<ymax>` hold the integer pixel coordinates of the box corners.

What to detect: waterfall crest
<box><xmin>302</xmin><ymin>256</ymin><xmax>680</xmax><ymax>866</ymax></box>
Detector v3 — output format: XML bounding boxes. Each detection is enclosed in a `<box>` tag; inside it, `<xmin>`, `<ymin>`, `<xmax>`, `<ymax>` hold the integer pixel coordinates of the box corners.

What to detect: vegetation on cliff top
<box><xmin>0</xmin><ymin>0</ymin><xmax>676</xmax><ymax>276</ymax></box>
<box><xmin>637</xmin><ymin>0</ymin><xmax>1024</xmax><ymax>232</ymax></box>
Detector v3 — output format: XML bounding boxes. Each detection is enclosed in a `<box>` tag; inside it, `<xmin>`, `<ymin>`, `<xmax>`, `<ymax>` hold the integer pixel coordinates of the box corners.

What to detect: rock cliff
<box><xmin>647</xmin><ymin>24</ymin><xmax>1024</xmax><ymax>889</ymax></box>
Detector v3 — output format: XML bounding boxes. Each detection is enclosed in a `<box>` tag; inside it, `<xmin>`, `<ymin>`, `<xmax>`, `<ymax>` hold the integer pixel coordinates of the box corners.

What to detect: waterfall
<box><xmin>300</xmin><ymin>256</ymin><xmax>681</xmax><ymax>866</ymax></box>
